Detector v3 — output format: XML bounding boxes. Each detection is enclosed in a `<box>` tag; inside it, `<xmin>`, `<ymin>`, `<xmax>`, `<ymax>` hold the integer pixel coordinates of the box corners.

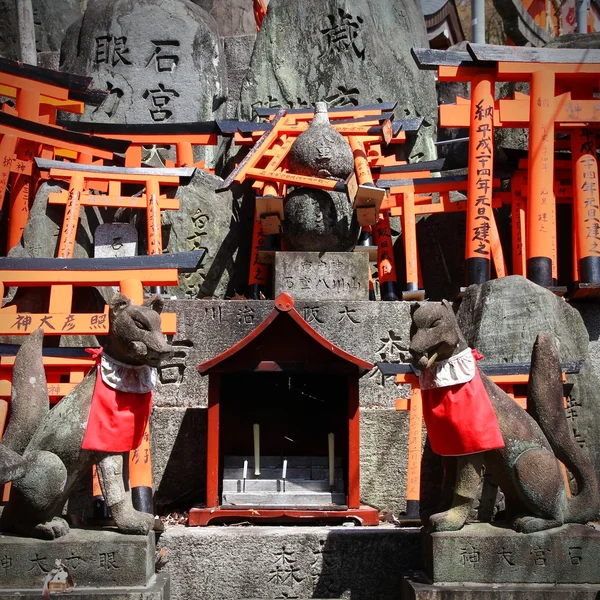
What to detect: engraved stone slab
<box><xmin>159</xmin><ymin>525</ymin><xmax>421</xmax><ymax>600</ymax></box>
<box><xmin>60</xmin><ymin>0</ymin><xmax>227</xmax><ymax>127</ymax></box>
<box><xmin>273</xmin><ymin>252</ymin><xmax>369</xmax><ymax>301</ymax></box>
<box><xmin>425</xmin><ymin>523</ymin><xmax>600</xmax><ymax>584</ymax></box>
<box><xmin>0</xmin><ymin>530</ymin><xmax>154</xmax><ymax>589</ymax></box>
<box><xmin>94</xmin><ymin>223</ymin><xmax>138</xmax><ymax>259</ymax></box>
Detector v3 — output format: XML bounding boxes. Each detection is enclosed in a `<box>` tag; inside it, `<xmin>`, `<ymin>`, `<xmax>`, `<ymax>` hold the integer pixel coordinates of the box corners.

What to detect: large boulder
<box><xmin>457</xmin><ymin>276</ymin><xmax>600</xmax><ymax>482</ymax></box>
<box><xmin>60</xmin><ymin>0</ymin><xmax>227</xmax><ymax>126</ymax></box>
<box><xmin>239</xmin><ymin>0</ymin><xmax>438</xmax><ymax>162</ymax></box>
<box><xmin>0</xmin><ymin>0</ymin><xmax>80</xmax><ymax>61</ymax></box>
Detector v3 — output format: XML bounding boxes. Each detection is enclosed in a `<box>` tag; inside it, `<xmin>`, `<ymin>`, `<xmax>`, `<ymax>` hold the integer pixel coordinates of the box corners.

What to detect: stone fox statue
<box><xmin>0</xmin><ymin>293</ymin><xmax>172</xmax><ymax>539</ymax></box>
<box><xmin>409</xmin><ymin>300</ymin><xmax>600</xmax><ymax>533</ymax></box>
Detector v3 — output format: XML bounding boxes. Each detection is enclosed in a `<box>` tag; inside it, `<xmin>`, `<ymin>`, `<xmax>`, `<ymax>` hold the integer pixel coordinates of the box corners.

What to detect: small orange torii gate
<box><xmin>413</xmin><ymin>44</ymin><xmax>600</xmax><ymax>295</ymax></box>
<box><xmin>0</xmin><ymin>111</ymin><xmax>129</xmax><ymax>252</ymax></box>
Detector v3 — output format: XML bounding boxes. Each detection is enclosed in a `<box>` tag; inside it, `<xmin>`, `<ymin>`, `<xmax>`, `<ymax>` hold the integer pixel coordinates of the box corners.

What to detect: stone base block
<box><xmin>274</xmin><ymin>252</ymin><xmax>369</xmax><ymax>300</ymax></box>
<box><xmin>0</xmin><ymin>529</ymin><xmax>155</xmax><ymax>589</ymax></box>
<box><xmin>159</xmin><ymin>524</ymin><xmax>421</xmax><ymax>600</ymax></box>
<box><xmin>425</xmin><ymin>523</ymin><xmax>600</xmax><ymax>584</ymax></box>
<box><xmin>404</xmin><ymin>577</ymin><xmax>600</xmax><ymax>599</ymax></box>
<box><xmin>0</xmin><ymin>573</ymin><xmax>169</xmax><ymax>599</ymax></box>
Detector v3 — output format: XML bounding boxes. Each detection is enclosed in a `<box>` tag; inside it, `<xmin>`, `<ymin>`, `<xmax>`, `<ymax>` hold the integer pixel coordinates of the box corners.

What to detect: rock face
<box><xmin>60</xmin><ymin>0</ymin><xmax>227</xmax><ymax>126</ymax></box>
<box><xmin>240</xmin><ymin>0</ymin><xmax>438</xmax><ymax>162</ymax></box>
<box><xmin>457</xmin><ymin>276</ymin><xmax>600</xmax><ymax>484</ymax></box>
<box><xmin>0</xmin><ymin>0</ymin><xmax>81</xmax><ymax>61</ymax></box>
<box><xmin>159</xmin><ymin>170</ymin><xmax>252</xmax><ymax>299</ymax></box>
<box><xmin>283</xmin><ymin>188</ymin><xmax>359</xmax><ymax>252</ymax></box>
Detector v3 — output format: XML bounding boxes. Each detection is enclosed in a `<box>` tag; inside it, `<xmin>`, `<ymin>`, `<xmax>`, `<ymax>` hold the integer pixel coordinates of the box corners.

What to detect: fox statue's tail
<box><xmin>528</xmin><ymin>333</ymin><xmax>600</xmax><ymax>523</ymax></box>
<box><xmin>2</xmin><ymin>327</ymin><xmax>49</xmax><ymax>455</ymax></box>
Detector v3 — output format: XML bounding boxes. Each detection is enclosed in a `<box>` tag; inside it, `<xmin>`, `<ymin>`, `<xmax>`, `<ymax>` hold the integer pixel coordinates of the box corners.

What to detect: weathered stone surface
<box><xmin>158</xmin><ymin>525</ymin><xmax>421</xmax><ymax>599</ymax></box>
<box><xmin>60</xmin><ymin>0</ymin><xmax>227</xmax><ymax>129</ymax></box>
<box><xmin>154</xmin><ymin>299</ymin><xmax>412</xmax><ymax>409</ymax></box>
<box><xmin>283</xmin><ymin>189</ymin><xmax>360</xmax><ymax>252</ymax></box>
<box><xmin>240</xmin><ymin>0</ymin><xmax>438</xmax><ymax>162</ymax></box>
<box><xmin>158</xmin><ymin>171</ymin><xmax>252</xmax><ymax>299</ymax></box>
<box><xmin>404</xmin><ymin>577</ymin><xmax>600</xmax><ymax>600</ymax></box>
<box><xmin>0</xmin><ymin>530</ymin><xmax>154</xmax><ymax>588</ymax></box>
<box><xmin>94</xmin><ymin>223</ymin><xmax>138</xmax><ymax>259</ymax></box>
<box><xmin>425</xmin><ymin>523</ymin><xmax>600</xmax><ymax>584</ymax></box>
<box><xmin>0</xmin><ymin>0</ymin><xmax>80</xmax><ymax>61</ymax></box>
<box><xmin>457</xmin><ymin>276</ymin><xmax>600</xmax><ymax>481</ymax></box>
<box><xmin>223</xmin><ymin>34</ymin><xmax>257</xmax><ymax>118</ymax></box>
<box><xmin>194</xmin><ymin>0</ymin><xmax>259</xmax><ymax>36</ymax></box>
<box><xmin>0</xmin><ymin>573</ymin><xmax>170</xmax><ymax>600</ymax></box>
<box><xmin>288</xmin><ymin>103</ymin><xmax>354</xmax><ymax>180</ymax></box>
<box><xmin>273</xmin><ymin>252</ymin><xmax>369</xmax><ymax>301</ymax></box>
<box><xmin>545</xmin><ymin>32</ymin><xmax>600</xmax><ymax>49</ymax></box>
<box><xmin>151</xmin><ymin>407</ymin><xmax>206</xmax><ymax>511</ymax></box>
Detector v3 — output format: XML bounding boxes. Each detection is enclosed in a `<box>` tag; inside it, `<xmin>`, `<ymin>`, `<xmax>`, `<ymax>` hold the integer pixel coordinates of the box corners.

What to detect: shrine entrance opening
<box><xmin>219</xmin><ymin>372</ymin><xmax>348</xmax><ymax>508</ymax></box>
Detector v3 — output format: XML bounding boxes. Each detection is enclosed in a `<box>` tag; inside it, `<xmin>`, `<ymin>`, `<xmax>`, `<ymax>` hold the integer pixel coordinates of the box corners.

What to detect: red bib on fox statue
<box><xmin>419</xmin><ymin>348</ymin><xmax>504</xmax><ymax>456</ymax></box>
<box><xmin>82</xmin><ymin>349</ymin><xmax>155</xmax><ymax>452</ymax></box>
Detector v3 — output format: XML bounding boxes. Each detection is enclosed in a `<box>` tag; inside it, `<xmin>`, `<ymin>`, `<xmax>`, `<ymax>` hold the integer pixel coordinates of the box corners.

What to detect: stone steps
<box><xmin>222</xmin><ymin>478</ymin><xmax>344</xmax><ymax>493</ymax></box>
<box><xmin>221</xmin><ymin>491</ymin><xmax>346</xmax><ymax>506</ymax></box>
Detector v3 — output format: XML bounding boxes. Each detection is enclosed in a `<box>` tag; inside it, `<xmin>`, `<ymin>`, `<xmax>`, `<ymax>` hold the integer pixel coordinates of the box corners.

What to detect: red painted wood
<box><xmin>347</xmin><ymin>377</ymin><xmax>360</xmax><ymax>509</ymax></box>
<box><xmin>188</xmin><ymin>506</ymin><xmax>380</xmax><ymax>526</ymax></box>
<box><xmin>206</xmin><ymin>374</ymin><xmax>220</xmax><ymax>508</ymax></box>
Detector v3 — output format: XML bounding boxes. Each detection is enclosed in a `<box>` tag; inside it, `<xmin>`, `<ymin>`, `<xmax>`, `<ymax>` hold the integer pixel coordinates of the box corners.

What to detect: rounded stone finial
<box><xmin>287</xmin><ymin>101</ymin><xmax>354</xmax><ymax>180</ymax></box>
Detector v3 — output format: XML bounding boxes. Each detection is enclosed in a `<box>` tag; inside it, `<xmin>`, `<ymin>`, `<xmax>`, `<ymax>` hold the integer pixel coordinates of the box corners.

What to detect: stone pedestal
<box><xmin>425</xmin><ymin>523</ymin><xmax>600</xmax><ymax>584</ymax></box>
<box><xmin>404</xmin><ymin>577</ymin><xmax>600</xmax><ymax>600</ymax></box>
<box><xmin>273</xmin><ymin>252</ymin><xmax>369</xmax><ymax>301</ymax></box>
<box><xmin>159</xmin><ymin>525</ymin><xmax>421</xmax><ymax>599</ymax></box>
<box><xmin>0</xmin><ymin>529</ymin><xmax>156</xmax><ymax>591</ymax></box>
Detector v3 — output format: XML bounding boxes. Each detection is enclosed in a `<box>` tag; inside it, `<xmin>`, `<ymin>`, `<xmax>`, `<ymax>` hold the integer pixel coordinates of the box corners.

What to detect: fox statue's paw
<box><xmin>428</xmin><ymin>503</ymin><xmax>471</xmax><ymax>532</ymax></box>
<box><xmin>33</xmin><ymin>517</ymin><xmax>70</xmax><ymax>540</ymax></box>
<box><xmin>116</xmin><ymin>509</ymin><xmax>155</xmax><ymax>535</ymax></box>
<box><xmin>513</xmin><ymin>515</ymin><xmax>564</xmax><ymax>534</ymax></box>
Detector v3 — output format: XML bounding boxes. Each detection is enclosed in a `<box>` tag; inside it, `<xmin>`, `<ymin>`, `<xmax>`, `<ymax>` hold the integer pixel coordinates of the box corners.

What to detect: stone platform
<box><xmin>0</xmin><ymin>573</ymin><xmax>169</xmax><ymax>599</ymax></box>
<box><xmin>0</xmin><ymin>529</ymin><xmax>155</xmax><ymax>589</ymax></box>
<box><xmin>425</xmin><ymin>523</ymin><xmax>600</xmax><ymax>584</ymax></box>
<box><xmin>404</xmin><ymin>578</ymin><xmax>600</xmax><ymax>599</ymax></box>
<box><xmin>158</xmin><ymin>524</ymin><xmax>421</xmax><ymax>600</ymax></box>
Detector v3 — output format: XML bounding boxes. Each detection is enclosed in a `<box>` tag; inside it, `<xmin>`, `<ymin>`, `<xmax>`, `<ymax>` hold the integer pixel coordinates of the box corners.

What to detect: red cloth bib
<box><xmin>421</xmin><ymin>353</ymin><xmax>504</xmax><ymax>456</ymax></box>
<box><xmin>82</xmin><ymin>363</ymin><xmax>152</xmax><ymax>453</ymax></box>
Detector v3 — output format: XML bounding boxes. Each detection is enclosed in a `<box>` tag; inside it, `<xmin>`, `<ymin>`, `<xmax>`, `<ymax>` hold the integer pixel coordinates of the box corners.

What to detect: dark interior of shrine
<box><xmin>219</xmin><ymin>373</ymin><xmax>349</xmax><ymax>461</ymax></box>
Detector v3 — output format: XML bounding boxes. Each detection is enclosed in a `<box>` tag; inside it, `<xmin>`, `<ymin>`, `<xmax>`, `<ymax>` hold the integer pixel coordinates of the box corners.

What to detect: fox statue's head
<box><xmin>104</xmin><ymin>293</ymin><xmax>173</xmax><ymax>368</ymax></box>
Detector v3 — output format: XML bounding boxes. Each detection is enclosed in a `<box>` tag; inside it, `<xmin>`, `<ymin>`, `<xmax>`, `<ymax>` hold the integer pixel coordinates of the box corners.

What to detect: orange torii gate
<box><xmin>57</xmin><ymin>119</ymin><xmax>225</xmax><ymax>169</ymax></box>
<box><xmin>0</xmin><ymin>57</ymin><xmax>108</xmax><ymax>251</ymax></box>
<box><xmin>34</xmin><ymin>160</ymin><xmax>195</xmax><ymax>259</ymax></box>
<box><xmin>375</xmin><ymin>172</ymin><xmax>506</xmax><ymax>299</ymax></box>
<box><xmin>0</xmin><ymin>112</ymin><xmax>129</xmax><ymax>252</ymax></box>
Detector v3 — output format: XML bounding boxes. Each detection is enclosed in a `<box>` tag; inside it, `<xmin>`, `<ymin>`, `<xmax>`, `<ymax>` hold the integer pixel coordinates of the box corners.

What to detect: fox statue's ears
<box><xmin>109</xmin><ymin>293</ymin><xmax>163</xmax><ymax>315</ymax></box>
<box><xmin>441</xmin><ymin>299</ymin><xmax>455</xmax><ymax>314</ymax></box>
<box><xmin>143</xmin><ymin>294</ymin><xmax>164</xmax><ymax>315</ymax></box>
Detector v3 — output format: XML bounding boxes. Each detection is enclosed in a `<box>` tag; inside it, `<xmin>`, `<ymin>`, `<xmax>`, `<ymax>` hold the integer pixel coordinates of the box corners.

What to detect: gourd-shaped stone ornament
<box><xmin>283</xmin><ymin>102</ymin><xmax>359</xmax><ymax>252</ymax></box>
<box><xmin>287</xmin><ymin>102</ymin><xmax>354</xmax><ymax>179</ymax></box>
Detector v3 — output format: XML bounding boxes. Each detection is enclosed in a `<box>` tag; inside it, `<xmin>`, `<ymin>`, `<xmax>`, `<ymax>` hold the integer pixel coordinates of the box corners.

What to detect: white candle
<box><xmin>253</xmin><ymin>423</ymin><xmax>261</xmax><ymax>476</ymax></box>
<box><xmin>243</xmin><ymin>459</ymin><xmax>248</xmax><ymax>481</ymax></box>
<box><xmin>282</xmin><ymin>459</ymin><xmax>287</xmax><ymax>480</ymax></box>
<box><xmin>328</xmin><ymin>432</ymin><xmax>335</xmax><ymax>488</ymax></box>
